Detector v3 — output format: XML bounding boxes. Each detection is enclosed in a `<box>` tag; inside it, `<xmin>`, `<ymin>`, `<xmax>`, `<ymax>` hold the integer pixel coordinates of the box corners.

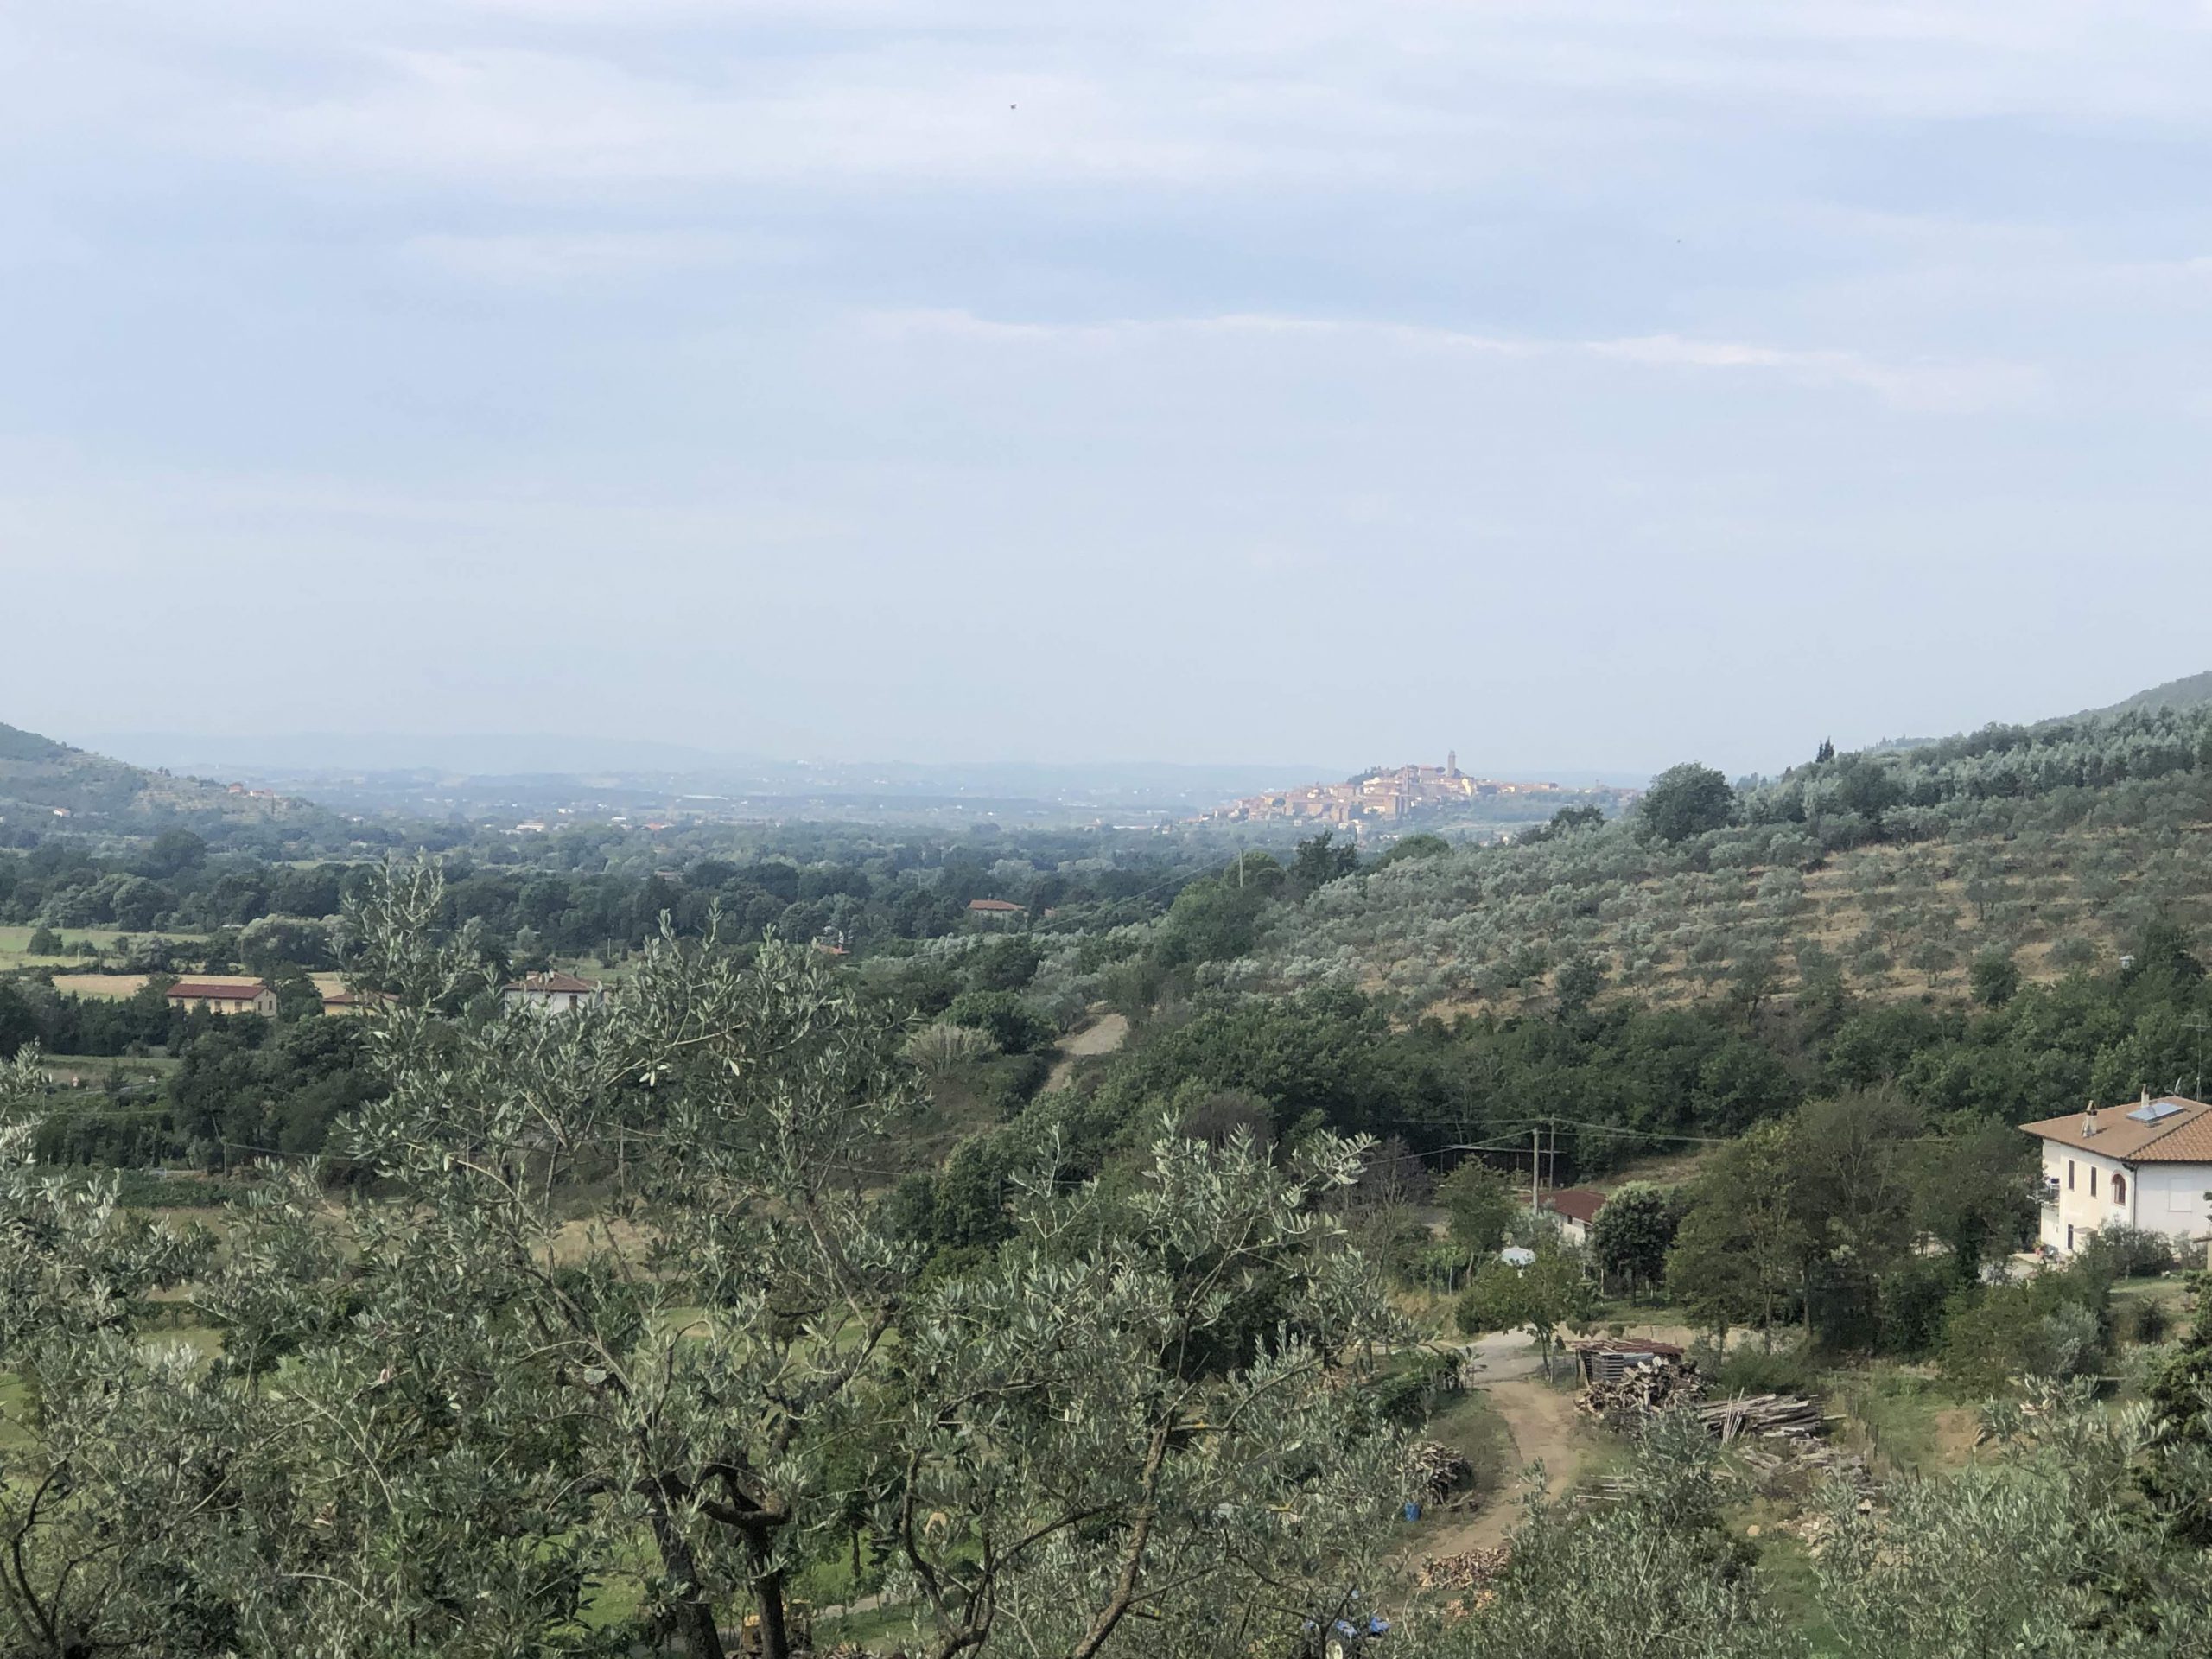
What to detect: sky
<box><xmin>6</xmin><ymin>2</ymin><xmax>2212</xmax><ymax>778</ymax></box>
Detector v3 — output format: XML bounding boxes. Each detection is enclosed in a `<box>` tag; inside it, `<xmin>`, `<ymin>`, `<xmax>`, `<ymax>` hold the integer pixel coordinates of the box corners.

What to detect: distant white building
<box><xmin>165</xmin><ymin>978</ymin><xmax>278</xmax><ymax>1017</ymax></box>
<box><xmin>1541</xmin><ymin>1187</ymin><xmax>1607</xmax><ymax>1248</ymax></box>
<box><xmin>2021</xmin><ymin>1095</ymin><xmax>2212</xmax><ymax>1259</ymax></box>
<box><xmin>501</xmin><ymin>970</ymin><xmax>606</xmax><ymax>1015</ymax></box>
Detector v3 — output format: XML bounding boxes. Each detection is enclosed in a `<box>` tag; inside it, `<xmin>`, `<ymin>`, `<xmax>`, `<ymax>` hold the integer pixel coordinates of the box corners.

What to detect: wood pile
<box><xmin>1406</xmin><ymin>1439</ymin><xmax>1473</xmax><ymax>1501</ymax></box>
<box><xmin>1575</xmin><ymin>1357</ymin><xmax>1703</xmax><ymax>1422</ymax></box>
<box><xmin>1699</xmin><ymin>1393</ymin><xmax>1827</xmax><ymax>1445</ymax></box>
<box><xmin>1414</xmin><ymin>1546</ymin><xmax>1510</xmax><ymax>1592</ymax></box>
<box><xmin>1735</xmin><ymin>1439</ymin><xmax>1866</xmax><ymax>1480</ymax></box>
<box><xmin>1578</xmin><ymin>1365</ymin><xmax>1840</xmax><ymax>1465</ymax></box>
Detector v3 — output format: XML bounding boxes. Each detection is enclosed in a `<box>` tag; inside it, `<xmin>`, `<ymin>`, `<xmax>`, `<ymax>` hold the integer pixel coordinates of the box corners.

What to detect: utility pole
<box><xmin>1531</xmin><ymin>1124</ymin><xmax>1541</xmax><ymax>1213</ymax></box>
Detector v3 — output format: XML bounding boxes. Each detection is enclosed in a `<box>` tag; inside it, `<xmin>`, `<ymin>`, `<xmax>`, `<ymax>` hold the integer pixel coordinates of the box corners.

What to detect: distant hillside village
<box><xmin>1198</xmin><ymin>754</ymin><xmax>1639</xmax><ymax>836</ymax></box>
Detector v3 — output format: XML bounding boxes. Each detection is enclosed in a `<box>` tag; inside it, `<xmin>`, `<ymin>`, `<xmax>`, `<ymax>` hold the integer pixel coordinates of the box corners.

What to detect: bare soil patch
<box><xmin>1043</xmin><ymin>1011</ymin><xmax>1129</xmax><ymax>1092</ymax></box>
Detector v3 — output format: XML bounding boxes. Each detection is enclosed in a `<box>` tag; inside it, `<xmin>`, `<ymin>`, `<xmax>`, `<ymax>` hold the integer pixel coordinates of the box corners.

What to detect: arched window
<box><xmin>2112</xmin><ymin>1173</ymin><xmax>2126</xmax><ymax>1205</ymax></box>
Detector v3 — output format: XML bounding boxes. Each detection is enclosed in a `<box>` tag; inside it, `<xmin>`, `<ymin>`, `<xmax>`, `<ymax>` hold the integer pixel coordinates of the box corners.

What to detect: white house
<box><xmin>1541</xmin><ymin>1187</ymin><xmax>1607</xmax><ymax>1247</ymax></box>
<box><xmin>2021</xmin><ymin>1094</ymin><xmax>2212</xmax><ymax>1259</ymax></box>
<box><xmin>165</xmin><ymin>978</ymin><xmax>278</xmax><ymax>1018</ymax></box>
<box><xmin>500</xmin><ymin>970</ymin><xmax>607</xmax><ymax>1015</ymax></box>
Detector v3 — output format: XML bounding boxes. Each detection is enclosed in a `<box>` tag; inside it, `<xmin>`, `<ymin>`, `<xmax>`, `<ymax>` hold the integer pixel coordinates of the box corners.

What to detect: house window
<box><xmin>2113</xmin><ymin>1173</ymin><xmax>2126</xmax><ymax>1205</ymax></box>
<box><xmin>2068</xmin><ymin>1160</ymin><xmax>2075</xmax><ymax>1190</ymax></box>
<box><xmin>2066</xmin><ymin>1224</ymin><xmax>2075</xmax><ymax>1250</ymax></box>
<box><xmin>2089</xmin><ymin>1168</ymin><xmax>2098</xmax><ymax>1197</ymax></box>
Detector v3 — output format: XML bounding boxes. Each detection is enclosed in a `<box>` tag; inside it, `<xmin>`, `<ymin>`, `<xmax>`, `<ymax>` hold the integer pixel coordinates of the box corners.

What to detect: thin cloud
<box><xmin>868</xmin><ymin>309</ymin><xmax>2034</xmax><ymax>412</ymax></box>
<box><xmin>401</xmin><ymin>229</ymin><xmax>795</xmax><ymax>283</ymax></box>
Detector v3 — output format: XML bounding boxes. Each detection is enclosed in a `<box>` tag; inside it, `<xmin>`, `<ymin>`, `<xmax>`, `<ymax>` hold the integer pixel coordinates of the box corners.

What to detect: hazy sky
<box><xmin>6</xmin><ymin>3</ymin><xmax>2212</xmax><ymax>777</ymax></box>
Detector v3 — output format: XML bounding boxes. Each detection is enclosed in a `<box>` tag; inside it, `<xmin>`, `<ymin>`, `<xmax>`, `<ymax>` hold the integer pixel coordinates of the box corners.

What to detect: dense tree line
<box><xmin>0</xmin><ymin>988</ymin><xmax>378</xmax><ymax>1167</ymax></box>
<box><xmin>0</xmin><ymin>823</ymin><xmax>1216</xmax><ymax>962</ymax></box>
<box><xmin>970</xmin><ymin>908</ymin><xmax>2209</xmax><ymax>1175</ymax></box>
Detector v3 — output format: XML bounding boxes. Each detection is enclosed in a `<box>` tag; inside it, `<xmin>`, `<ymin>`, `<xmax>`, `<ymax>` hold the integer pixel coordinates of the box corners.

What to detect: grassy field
<box><xmin>1825</xmin><ymin>1363</ymin><xmax>1977</xmax><ymax>1477</ymax></box>
<box><xmin>0</xmin><ymin>925</ymin><xmax>174</xmax><ymax>969</ymax></box>
<box><xmin>35</xmin><ymin>969</ymin><xmax>341</xmax><ymax>1003</ymax></box>
<box><xmin>2110</xmin><ymin>1272</ymin><xmax>2200</xmax><ymax>1309</ymax></box>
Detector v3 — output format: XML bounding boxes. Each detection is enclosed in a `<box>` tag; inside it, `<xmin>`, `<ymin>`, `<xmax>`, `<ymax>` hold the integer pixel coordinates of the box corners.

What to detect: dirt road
<box><xmin>1043</xmin><ymin>1011</ymin><xmax>1129</xmax><ymax>1091</ymax></box>
<box><xmin>1417</xmin><ymin>1336</ymin><xmax>1590</xmax><ymax>1557</ymax></box>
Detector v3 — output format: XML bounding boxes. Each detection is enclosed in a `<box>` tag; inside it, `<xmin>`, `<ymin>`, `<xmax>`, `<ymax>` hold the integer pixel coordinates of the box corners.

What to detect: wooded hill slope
<box><xmin>0</xmin><ymin>721</ymin><xmax>323</xmax><ymax>842</ymax></box>
<box><xmin>2082</xmin><ymin>668</ymin><xmax>2212</xmax><ymax>719</ymax></box>
<box><xmin>1249</xmin><ymin>699</ymin><xmax>2212</xmax><ymax>1017</ymax></box>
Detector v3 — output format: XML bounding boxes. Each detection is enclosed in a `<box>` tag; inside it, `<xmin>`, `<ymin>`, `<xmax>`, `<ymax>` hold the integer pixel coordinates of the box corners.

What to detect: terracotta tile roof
<box><xmin>167</xmin><ymin>980</ymin><xmax>270</xmax><ymax>1002</ymax></box>
<box><xmin>966</xmin><ymin>898</ymin><xmax>1023</xmax><ymax>912</ymax></box>
<box><xmin>503</xmin><ymin>971</ymin><xmax>601</xmax><ymax>995</ymax></box>
<box><xmin>2019</xmin><ymin>1096</ymin><xmax>2212</xmax><ymax>1163</ymax></box>
<box><xmin>1543</xmin><ymin>1187</ymin><xmax>1607</xmax><ymax>1225</ymax></box>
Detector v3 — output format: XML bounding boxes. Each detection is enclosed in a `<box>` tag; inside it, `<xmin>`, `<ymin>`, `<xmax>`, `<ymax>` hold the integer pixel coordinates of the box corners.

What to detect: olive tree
<box><xmin>1818</xmin><ymin>1382</ymin><xmax>2212</xmax><ymax>1657</ymax></box>
<box><xmin>1</xmin><ymin>867</ymin><xmax>1414</xmax><ymax>1659</ymax></box>
<box><xmin>885</xmin><ymin>1126</ymin><xmax>1412</xmax><ymax>1659</ymax></box>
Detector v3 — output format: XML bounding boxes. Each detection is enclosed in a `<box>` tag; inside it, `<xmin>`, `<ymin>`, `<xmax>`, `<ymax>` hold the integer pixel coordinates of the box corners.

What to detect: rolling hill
<box><xmin>2080</xmin><ymin>669</ymin><xmax>2212</xmax><ymax>719</ymax></box>
<box><xmin>1250</xmin><ymin>682</ymin><xmax>2212</xmax><ymax>1016</ymax></box>
<box><xmin>0</xmin><ymin>721</ymin><xmax>324</xmax><ymax>839</ymax></box>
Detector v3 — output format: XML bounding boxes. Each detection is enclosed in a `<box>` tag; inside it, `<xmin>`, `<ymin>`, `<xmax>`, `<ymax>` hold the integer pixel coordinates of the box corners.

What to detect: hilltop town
<box><xmin>1198</xmin><ymin>753</ymin><xmax>1639</xmax><ymax>835</ymax></box>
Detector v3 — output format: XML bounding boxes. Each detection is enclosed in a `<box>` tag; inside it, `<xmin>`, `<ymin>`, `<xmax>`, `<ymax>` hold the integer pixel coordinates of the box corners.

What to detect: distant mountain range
<box><xmin>76</xmin><ymin>731</ymin><xmax>1348</xmax><ymax>823</ymax></box>
<box><xmin>85</xmin><ymin>731</ymin><xmax>750</xmax><ymax>778</ymax></box>
<box><xmin>17</xmin><ymin>670</ymin><xmax>2212</xmax><ymax>841</ymax></box>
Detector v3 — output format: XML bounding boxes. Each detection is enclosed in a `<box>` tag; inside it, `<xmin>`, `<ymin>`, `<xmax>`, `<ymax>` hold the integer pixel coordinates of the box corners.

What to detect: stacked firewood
<box><xmin>1406</xmin><ymin>1439</ymin><xmax>1474</xmax><ymax>1501</ymax></box>
<box><xmin>1575</xmin><ymin>1357</ymin><xmax>1704</xmax><ymax>1422</ymax></box>
<box><xmin>1738</xmin><ymin>1439</ymin><xmax>1866</xmax><ymax>1481</ymax></box>
<box><xmin>1698</xmin><ymin>1393</ymin><xmax>1828</xmax><ymax>1444</ymax></box>
<box><xmin>1414</xmin><ymin>1546</ymin><xmax>1510</xmax><ymax>1592</ymax></box>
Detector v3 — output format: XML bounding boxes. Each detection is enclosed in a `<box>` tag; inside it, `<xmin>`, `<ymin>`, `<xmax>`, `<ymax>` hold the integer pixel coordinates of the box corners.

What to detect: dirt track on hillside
<box><xmin>1044</xmin><ymin>1012</ymin><xmax>1129</xmax><ymax>1091</ymax></box>
<box><xmin>1414</xmin><ymin>1338</ymin><xmax>1589</xmax><ymax>1558</ymax></box>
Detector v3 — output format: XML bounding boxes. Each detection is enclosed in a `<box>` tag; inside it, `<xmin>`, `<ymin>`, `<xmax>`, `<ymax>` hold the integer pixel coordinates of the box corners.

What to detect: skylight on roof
<box><xmin>2127</xmin><ymin>1099</ymin><xmax>2185</xmax><ymax>1124</ymax></box>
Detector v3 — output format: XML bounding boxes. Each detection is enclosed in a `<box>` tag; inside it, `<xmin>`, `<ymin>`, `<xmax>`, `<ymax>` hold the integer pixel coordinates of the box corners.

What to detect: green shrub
<box><xmin>2126</xmin><ymin>1295</ymin><xmax>2174</xmax><ymax>1346</ymax></box>
<box><xmin>944</xmin><ymin>990</ymin><xmax>1057</xmax><ymax>1054</ymax></box>
<box><xmin>2078</xmin><ymin>1225</ymin><xmax>2176</xmax><ymax>1280</ymax></box>
<box><xmin>1696</xmin><ymin>1340</ymin><xmax>1820</xmax><ymax>1397</ymax></box>
<box><xmin>1938</xmin><ymin>1264</ymin><xmax>2110</xmax><ymax>1394</ymax></box>
<box><xmin>971</xmin><ymin>1052</ymin><xmax>1052</xmax><ymax>1120</ymax></box>
<box><xmin>1877</xmin><ymin>1255</ymin><xmax>1961</xmax><ymax>1358</ymax></box>
<box><xmin>1369</xmin><ymin>1350</ymin><xmax>1459</xmax><ymax>1427</ymax></box>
